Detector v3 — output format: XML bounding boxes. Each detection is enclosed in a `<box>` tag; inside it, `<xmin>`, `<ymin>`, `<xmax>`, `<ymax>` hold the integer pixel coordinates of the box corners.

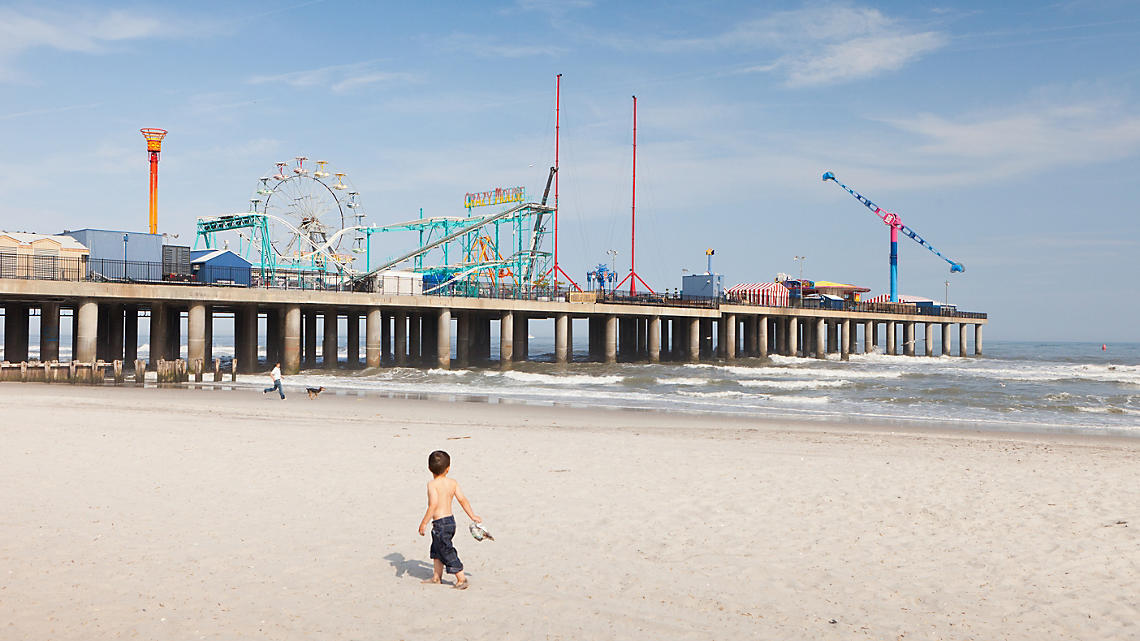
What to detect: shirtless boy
<box><xmin>418</xmin><ymin>450</ymin><xmax>482</xmax><ymax>589</ymax></box>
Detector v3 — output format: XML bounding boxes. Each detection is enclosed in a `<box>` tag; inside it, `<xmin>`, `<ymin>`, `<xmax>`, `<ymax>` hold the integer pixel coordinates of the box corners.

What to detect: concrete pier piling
<box><xmin>436</xmin><ymin>309</ymin><xmax>451</xmax><ymax>370</ymax></box>
<box><xmin>555</xmin><ymin>314</ymin><xmax>569</xmax><ymax>364</ymax></box>
<box><xmin>959</xmin><ymin>323</ymin><xmax>968</xmax><ymax>358</ymax></box>
<box><xmin>499</xmin><ymin>311</ymin><xmax>514</xmax><ymax>366</ymax></box>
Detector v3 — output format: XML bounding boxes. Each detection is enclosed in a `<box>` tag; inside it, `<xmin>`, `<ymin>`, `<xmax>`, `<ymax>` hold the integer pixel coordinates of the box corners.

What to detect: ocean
<box><xmin>278</xmin><ymin>339</ymin><xmax>1140</xmax><ymax>437</ymax></box>
<box><xmin>19</xmin><ymin>328</ymin><xmax>1140</xmax><ymax>436</ymax></box>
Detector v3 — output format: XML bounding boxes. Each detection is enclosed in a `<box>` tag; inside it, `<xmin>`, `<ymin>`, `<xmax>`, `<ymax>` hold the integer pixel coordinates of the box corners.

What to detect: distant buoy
<box><xmin>1102</xmin><ymin>344</ymin><xmax>1107</xmax><ymax>351</ymax></box>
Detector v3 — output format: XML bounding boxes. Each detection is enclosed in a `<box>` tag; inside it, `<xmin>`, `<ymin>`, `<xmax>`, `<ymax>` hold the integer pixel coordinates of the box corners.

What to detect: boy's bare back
<box><xmin>426</xmin><ymin>476</ymin><xmax>476</xmax><ymax>521</ymax></box>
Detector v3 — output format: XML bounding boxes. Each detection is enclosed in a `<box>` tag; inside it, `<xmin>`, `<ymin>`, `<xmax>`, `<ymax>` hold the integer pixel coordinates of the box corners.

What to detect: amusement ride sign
<box><xmin>465</xmin><ymin>186</ymin><xmax>524</xmax><ymax>209</ymax></box>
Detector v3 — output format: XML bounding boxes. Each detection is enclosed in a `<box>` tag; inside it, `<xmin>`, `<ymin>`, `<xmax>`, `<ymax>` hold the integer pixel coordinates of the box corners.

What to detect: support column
<box><xmin>149</xmin><ymin>303</ymin><xmax>167</xmax><ymax>365</ymax></box>
<box><xmin>284</xmin><ymin>305</ymin><xmax>301</xmax><ymax>374</ymax></box>
<box><xmin>758</xmin><ymin>315</ymin><xmax>768</xmax><ymax>358</ymax></box>
<box><xmin>203</xmin><ymin>306</ymin><xmax>213</xmax><ymax>365</ymax></box>
<box><xmin>4</xmin><ymin>303</ymin><xmax>30</xmax><ymax>362</ymax></box>
<box><xmin>863</xmin><ymin>320</ymin><xmax>873</xmax><ymax>354</ymax></box>
<box><xmin>872</xmin><ymin>321</ymin><xmax>880</xmax><ymax>348</ymax></box>
<box><xmin>555</xmin><ymin>314</ymin><xmax>569</xmax><ymax>363</ymax></box>
<box><xmin>841</xmin><ymin>318</ymin><xmax>851</xmax><ymax>360</ymax></box>
<box><xmin>166</xmin><ymin>308</ymin><xmax>181</xmax><ymax>361</ymax></box>
<box><xmin>775</xmin><ymin>318</ymin><xmax>786</xmax><ymax>356</ymax></box>
<box><xmin>265</xmin><ymin>309</ymin><xmax>280</xmax><ymax>365</ymax></box>
<box><xmin>346</xmin><ymin>312</ymin><xmax>360</xmax><ymax>367</ymax></box>
<box><xmin>414</xmin><ymin>313</ymin><xmax>426</xmax><ymax>362</ymax></box>
<box><xmin>745</xmin><ymin>316</ymin><xmax>758</xmax><ymax>357</ymax></box>
<box><xmin>513</xmin><ymin>313</ymin><xmax>528</xmax><ymax>362</ymax></box>
<box><xmin>323</xmin><ymin>308</ymin><xmax>338</xmax><ymax>369</ymax></box>
<box><xmin>700</xmin><ymin>319</ymin><xmax>714</xmax><ymax>358</ymax></box>
<box><xmin>688</xmin><ymin>317</ymin><xmax>700</xmax><ymax>362</ymax></box>
<box><xmin>925</xmin><ymin>323</ymin><xmax>934</xmax><ymax>357</ymax></box>
<box><xmin>40</xmin><ymin>302</ymin><xmax>60</xmax><ymax>362</ymax></box>
<box><xmin>456</xmin><ymin>314</ymin><xmax>470</xmax><ymax>366</ymax></box>
<box><xmin>75</xmin><ymin>299</ymin><xmax>98</xmax><ymax>363</ymax></box>
<box><xmin>659</xmin><ymin>318</ymin><xmax>669</xmax><ymax>361</ymax></box>
<box><xmin>724</xmin><ymin>314</ymin><xmax>736</xmax><ymax>359</ymax></box>
<box><xmin>380</xmin><ymin>311</ymin><xmax>391</xmax><ymax>363</ymax></box>
<box><xmin>188</xmin><ymin>302</ymin><xmax>206</xmax><ymax>369</ymax></box>
<box><xmin>904</xmin><ymin>322</ymin><xmax>916</xmax><ymax>357</ymax></box>
<box><xmin>107</xmin><ymin>304</ymin><xmax>123</xmax><ymax>362</ymax></box>
<box><xmin>959</xmin><ymin>323</ymin><xmax>968</xmax><ymax>357</ymax></box>
<box><xmin>436</xmin><ymin>309</ymin><xmax>451</xmax><ymax>370</ymax></box>
<box><xmin>395</xmin><ymin>311</ymin><xmax>408</xmax><ymax>365</ymax></box>
<box><xmin>500</xmin><ymin>311</ymin><xmax>514</xmax><ymax>365</ymax></box>
<box><xmin>123</xmin><ymin>305</ymin><xmax>138</xmax><ymax>364</ymax></box>
<box><xmin>886</xmin><ymin>322</ymin><xmax>897</xmax><ymax>356</ymax></box>
<box><xmin>716</xmin><ymin>317</ymin><xmax>727</xmax><ymax>358</ymax></box>
<box><xmin>366</xmin><ymin>308</ymin><xmax>382</xmax><ymax>368</ymax></box>
<box><xmin>975</xmin><ymin>324</ymin><xmax>983</xmax><ymax>357</ymax></box>
<box><xmin>826</xmin><ymin>321</ymin><xmax>837</xmax><ymax>354</ymax></box>
<box><xmin>941</xmin><ymin>322</ymin><xmax>952</xmax><ymax>357</ymax></box>
<box><xmin>787</xmin><ymin>317</ymin><xmax>798</xmax><ymax>357</ymax></box>
<box><xmin>605</xmin><ymin>315</ymin><xmax>618</xmax><ymax>364</ymax></box>
<box><xmin>240</xmin><ymin>306</ymin><xmax>258</xmax><ymax>373</ymax></box>
<box><xmin>565</xmin><ymin>317</ymin><xmax>573</xmax><ymax>362</ymax></box>
<box><xmin>815</xmin><ymin>318</ymin><xmax>826</xmax><ymax>360</ymax></box>
<box><xmin>648</xmin><ymin>316</ymin><xmax>661</xmax><ymax>363</ymax></box>
<box><xmin>637</xmin><ymin>318</ymin><xmax>648</xmax><ymax>357</ymax></box>
<box><xmin>304</xmin><ymin>311</ymin><xmax>317</xmax><ymax>368</ymax></box>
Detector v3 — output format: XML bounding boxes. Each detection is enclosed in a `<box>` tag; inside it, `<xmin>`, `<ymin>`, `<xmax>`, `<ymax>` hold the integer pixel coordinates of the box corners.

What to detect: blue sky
<box><xmin>1</xmin><ymin>1</ymin><xmax>1138</xmax><ymax>341</ymax></box>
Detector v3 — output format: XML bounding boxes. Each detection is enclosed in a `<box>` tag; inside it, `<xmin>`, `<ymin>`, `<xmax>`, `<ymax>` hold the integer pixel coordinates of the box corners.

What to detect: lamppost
<box><xmin>606</xmin><ymin>249</ymin><xmax>619</xmax><ymax>292</ymax></box>
<box><xmin>944</xmin><ymin>280</ymin><xmax>950</xmax><ymax>306</ymax></box>
<box><xmin>122</xmin><ymin>233</ymin><xmax>129</xmax><ymax>280</ymax></box>
<box><xmin>793</xmin><ymin>256</ymin><xmax>805</xmax><ymax>307</ymax></box>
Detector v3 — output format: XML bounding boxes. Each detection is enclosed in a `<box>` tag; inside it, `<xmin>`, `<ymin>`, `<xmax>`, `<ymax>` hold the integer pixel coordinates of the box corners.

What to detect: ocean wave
<box><xmin>496</xmin><ymin>371</ymin><xmax>624</xmax><ymax>385</ymax></box>
<box><xmin>738</xmin><ymin>379</ymin><xmax>850</xmax><ymax>390</ymax></box>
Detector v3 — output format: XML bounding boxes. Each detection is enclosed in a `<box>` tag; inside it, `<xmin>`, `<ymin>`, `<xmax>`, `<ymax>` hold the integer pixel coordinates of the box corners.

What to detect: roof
<box><xmin>0</xmin><ymin>231</ymin><xmax>89</xmax><ymax>251</ymax></box>
<box><xmin>812</xmin><ymin>280</ymin><xmax>871</xmax><ymax>293</ymax></box>
<box><xmin>864</xmin><ymin>294</ymin><xmax>934</xmax><ymax>304</ymax></box>
<box><xmin>190</xmin><ymin>249</ymin><xmax>251</xmax><ymax>265</ymax></box>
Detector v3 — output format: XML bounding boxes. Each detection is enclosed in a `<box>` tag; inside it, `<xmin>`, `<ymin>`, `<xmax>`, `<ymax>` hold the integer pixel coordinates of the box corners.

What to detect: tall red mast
<box><xmin>616</xmin><ymin>95</ymin><xmax>653</xmax><ymax>296</ymax></box>
<box><xmin>550</xmin><ymin>73</ymin><xmax>580</xmax><ymax>291</ymax></box>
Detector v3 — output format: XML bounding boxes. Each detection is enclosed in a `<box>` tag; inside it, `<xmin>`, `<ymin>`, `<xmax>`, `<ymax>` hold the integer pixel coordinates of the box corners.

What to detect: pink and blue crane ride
<box><xmin>822</xmin><ymin>171</ymin><xmax>964</xmax><ymax>302</ymax></box>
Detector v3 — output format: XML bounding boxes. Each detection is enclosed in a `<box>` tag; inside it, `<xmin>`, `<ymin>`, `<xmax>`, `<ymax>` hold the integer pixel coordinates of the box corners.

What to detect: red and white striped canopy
<box><xmin>726</xmin><ymin>282</ymin><xmax>791</xmax><ymax>307</ymax></box>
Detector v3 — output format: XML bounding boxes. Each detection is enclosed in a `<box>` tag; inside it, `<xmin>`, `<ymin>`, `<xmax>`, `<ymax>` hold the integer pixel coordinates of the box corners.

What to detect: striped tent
<box><xmin>726</xmin><ymin>282</ymin><xmax>791</xmax><ymax>306</ymax></box>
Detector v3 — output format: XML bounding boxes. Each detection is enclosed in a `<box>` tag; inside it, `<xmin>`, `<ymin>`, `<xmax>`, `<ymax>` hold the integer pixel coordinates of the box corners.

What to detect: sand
<box><xmin>1</xmin><ymin>383</ymin><xmax>1138</xmax><ymax>640</ymax></box>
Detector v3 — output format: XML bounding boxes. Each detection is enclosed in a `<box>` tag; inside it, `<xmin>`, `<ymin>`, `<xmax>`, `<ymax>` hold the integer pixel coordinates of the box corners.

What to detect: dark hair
<box><xmin>428</xmin><ymin>450</ymin><xmax>450</xmax><ymax>476</ymax></box>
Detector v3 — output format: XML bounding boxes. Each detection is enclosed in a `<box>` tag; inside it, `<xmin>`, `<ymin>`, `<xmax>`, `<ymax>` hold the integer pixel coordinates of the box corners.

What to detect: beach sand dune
<box><xmin>1</xmin><ymin>385</ymin><xmax>1137</xmax><ymax>640</ymax></box>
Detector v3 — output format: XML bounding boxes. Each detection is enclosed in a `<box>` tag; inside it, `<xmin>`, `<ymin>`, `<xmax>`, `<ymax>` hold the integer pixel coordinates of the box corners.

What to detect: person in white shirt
<box><xmin>263</xmin><ymin>362</ymin><xmax>285</xmax><ymax>399</ymax></box>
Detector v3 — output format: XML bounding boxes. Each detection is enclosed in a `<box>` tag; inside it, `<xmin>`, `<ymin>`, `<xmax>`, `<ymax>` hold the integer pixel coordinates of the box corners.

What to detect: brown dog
<box><xmin>305</xmin><ymin>386</ymin><xmax>325</xmax><ymax>399</ymax></box>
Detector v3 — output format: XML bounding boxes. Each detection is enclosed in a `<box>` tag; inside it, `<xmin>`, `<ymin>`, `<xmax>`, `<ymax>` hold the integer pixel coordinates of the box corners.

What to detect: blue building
<box><xmin>62</xmin><ymin>229</ymin><xmax>163</xmax><ymax>280</ymax></box>
<box><xmin>190</xmin><ymin>249</ymin><xmax>252</xmax><ymax>286</ymax></box>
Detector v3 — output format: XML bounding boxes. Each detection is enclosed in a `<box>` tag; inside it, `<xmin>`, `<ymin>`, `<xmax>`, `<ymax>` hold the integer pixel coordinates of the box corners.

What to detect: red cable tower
<box><xmin>615</xmin><ymin>95</ymin><xmax>654</xmax><ymax>296</ymax></box>
<box><xmin>140</xmin><ymin>128</ymin><xmax>168</xmax><ymax>235</ymax></box>
<box><xmin>551</xmin><ymin>74</ymin><xmax>580</xmax><ymax>291</ymax></box>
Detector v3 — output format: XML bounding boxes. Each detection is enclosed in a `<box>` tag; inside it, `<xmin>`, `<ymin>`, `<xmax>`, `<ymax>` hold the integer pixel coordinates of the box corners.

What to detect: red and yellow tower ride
<box><xmin>140</xmin><ymin>128</ymin><xmax>168</xmax><ymax>235</ymax></box>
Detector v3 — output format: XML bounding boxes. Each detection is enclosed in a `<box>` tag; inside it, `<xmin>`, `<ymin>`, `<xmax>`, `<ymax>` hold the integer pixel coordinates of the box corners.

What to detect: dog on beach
<box><xmin>306</xmin><ymin>386</ymin><xmax>326</xmax><ymax>399</ymax></box>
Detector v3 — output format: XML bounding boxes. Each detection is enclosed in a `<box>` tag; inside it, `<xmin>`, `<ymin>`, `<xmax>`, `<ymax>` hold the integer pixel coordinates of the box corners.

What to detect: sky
<box><xmin>1</xmin><ymin>1</ymin><xmax>1138</xmax><ymax>341</ymax></box>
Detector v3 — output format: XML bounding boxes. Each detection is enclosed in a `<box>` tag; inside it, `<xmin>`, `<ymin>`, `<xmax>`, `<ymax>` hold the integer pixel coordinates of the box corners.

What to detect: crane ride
<box><xmin>822</xmin><ymin>171</ymin><xmax>963</xmax><ymax>303</ymax></box>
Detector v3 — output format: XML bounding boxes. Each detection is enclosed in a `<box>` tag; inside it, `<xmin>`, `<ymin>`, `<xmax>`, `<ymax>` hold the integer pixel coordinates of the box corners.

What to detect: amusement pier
<box><xmin>0</xmin><ymin>98</ymin><xmax>987</xmax><ymax>382</ymax></box>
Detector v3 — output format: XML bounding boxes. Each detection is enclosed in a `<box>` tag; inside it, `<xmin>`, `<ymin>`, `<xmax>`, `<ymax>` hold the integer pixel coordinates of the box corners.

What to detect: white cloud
<box><xmin>439</xmin><ymin>34</ymin><xmax>566</xmax><ymax>59</ymax></box>
<box><xmin>249</xmin><ymin>62</ymin><xmax>417</xmax><ymax>93</ymax></box>
<box><xmin>781</xmin><ymin>31</ymin><xmax>948</xmax><ymax>87</ymax></box>
<box><xmin>592</xmin><ymin>6</ymin><xmax>947</xmax><ymax>87</ymax></box>
<box><xmin>879</xmin><ymin>101</ymin><xmax>1140</xmax><ymax>180</ymax></box>
<box><xmin>0</xmin><ymin>7</ymin><xmax>202</xmax><ymax>82</ymax></box>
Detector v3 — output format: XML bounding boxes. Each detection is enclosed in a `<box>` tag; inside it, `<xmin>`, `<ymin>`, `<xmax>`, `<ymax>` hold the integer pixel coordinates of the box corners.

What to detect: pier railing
<box><xmin>0</xmin><ymin>254</ymin><xmax>986</xmax><ymax>318</ymax></box>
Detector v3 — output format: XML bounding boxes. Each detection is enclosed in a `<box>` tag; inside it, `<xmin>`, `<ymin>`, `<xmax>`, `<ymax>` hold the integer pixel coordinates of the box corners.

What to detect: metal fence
<box><xmin>0</xmin><ymin>253</ymin><xmax>987</xmax><ymax>318</ymax></box>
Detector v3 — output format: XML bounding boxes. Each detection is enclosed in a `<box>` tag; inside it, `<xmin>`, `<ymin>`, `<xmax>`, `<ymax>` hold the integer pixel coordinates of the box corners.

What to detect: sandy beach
<box><xmin>1</xmin><ymin>384</ymin><xmax>1137</xmax><ymax>640</ymax></box>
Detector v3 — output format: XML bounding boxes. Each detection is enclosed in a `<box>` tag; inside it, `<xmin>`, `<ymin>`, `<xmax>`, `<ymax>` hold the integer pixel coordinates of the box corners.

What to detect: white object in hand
<box><xmin>469</xmin><ymin>522</ymin><xmax>494</xmax><ymax>542</ymax></box>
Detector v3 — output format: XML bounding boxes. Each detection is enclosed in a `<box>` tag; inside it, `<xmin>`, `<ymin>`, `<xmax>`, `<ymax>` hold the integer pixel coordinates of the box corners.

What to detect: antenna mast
<box><xmin>551</xmin><ymin>73</ymin><xmax>580</xmax><ymax>291</ymax></box>
<box><xmin>615</xmin><ymin>95</ymin><xmax>654</xmax><ymax>296</ymax></box>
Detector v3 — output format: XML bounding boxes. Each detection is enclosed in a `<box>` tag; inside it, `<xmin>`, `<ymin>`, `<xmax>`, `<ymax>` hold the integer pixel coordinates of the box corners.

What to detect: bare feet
<box><xmin>421</xmin><ymin>577</ymin><xmax>441</xmax><ymax>584</ymax></box>
<box><xmin>453</xmin><ymin>580</ymin><xmax>469</xmax><ymax>590</ymax></box>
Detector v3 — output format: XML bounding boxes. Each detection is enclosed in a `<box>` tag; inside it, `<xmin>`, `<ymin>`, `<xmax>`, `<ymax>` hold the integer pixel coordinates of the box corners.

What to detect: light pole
<box><xmin>606</xmin><ymin>249</ymin><xmax>619</xmax><ymax>287</ymax></box>
<box><xmin>793</xmin><ymin>256</ymin><xmax>805</xmax><ymax>307</ymax></box>
<box><xmin>944</xmin><ymin>280</ymin><xmax>950</xmax><ymax>306</ymax></box>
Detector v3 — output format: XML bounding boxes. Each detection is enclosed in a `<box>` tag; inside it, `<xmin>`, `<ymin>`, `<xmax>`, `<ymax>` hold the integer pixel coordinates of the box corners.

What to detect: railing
<box><xmin>0</xmin><ymin>254</ymin><xmax>987</xmax><ymax>318</ymax></box>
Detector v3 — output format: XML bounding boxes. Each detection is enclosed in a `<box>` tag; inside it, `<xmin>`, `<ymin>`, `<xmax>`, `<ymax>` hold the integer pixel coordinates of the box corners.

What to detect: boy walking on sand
<box><xmin>418</xmin><ymin>450</ymin><xmax>481</xmax><ymax>590</ymax></box>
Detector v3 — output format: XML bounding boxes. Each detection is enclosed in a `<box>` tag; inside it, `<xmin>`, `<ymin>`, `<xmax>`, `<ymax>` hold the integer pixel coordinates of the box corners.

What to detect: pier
<box><xmin>0</xmin><ymin>277</ymin><xmax>986</xmax><ymax>377</ymax></box>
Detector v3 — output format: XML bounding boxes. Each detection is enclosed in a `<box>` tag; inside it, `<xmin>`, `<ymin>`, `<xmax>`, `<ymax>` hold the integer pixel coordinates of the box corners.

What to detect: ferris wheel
<box><xmin>249</xmin><ymin>157</ymin><xmax>366</xmax><ymax>270</ymax></box>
